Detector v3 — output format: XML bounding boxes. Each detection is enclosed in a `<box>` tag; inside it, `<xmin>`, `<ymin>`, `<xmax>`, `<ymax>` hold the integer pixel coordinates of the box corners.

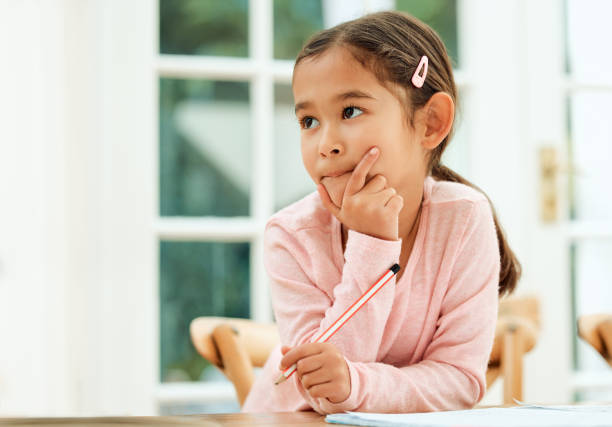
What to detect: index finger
<box><xmin>345</xmin><ymin>147</ymin><xmax>379</xmax><ymax>196</ymax></box>
<box><xmin>280</xmin><ymin>342</ymin><xmax>324</xmax><ymax>370</ymax></box>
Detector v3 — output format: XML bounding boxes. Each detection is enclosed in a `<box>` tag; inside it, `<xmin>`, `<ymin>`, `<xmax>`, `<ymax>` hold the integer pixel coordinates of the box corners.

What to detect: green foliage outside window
<box><xmin>396</xmin><ymin>0</ymin><xmax>459</xmax><ymax>67</ymax></box>
<box><xmin>273</xmin><ymin>0</ymin><xmax>324</xmax><ymax>59</ymax></box>
<box><xmin>160</xmin><ymin>0</ymin><xmax>249</xmax><ymax>56</ymax></box>
<box><xmin>160</xmin><ymin>241</ymin><xmax>250</xmax><ymax>382</ymax></box>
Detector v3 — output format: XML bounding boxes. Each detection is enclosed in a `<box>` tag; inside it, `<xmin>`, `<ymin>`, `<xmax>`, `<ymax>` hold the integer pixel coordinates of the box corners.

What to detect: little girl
<box><xmin>242</xmin><ymin>10</ymin><xmax>520</xmax><ymax>414</ymax></box>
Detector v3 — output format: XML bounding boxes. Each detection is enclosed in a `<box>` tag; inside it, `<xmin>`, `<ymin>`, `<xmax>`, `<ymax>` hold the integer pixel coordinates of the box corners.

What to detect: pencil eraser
<box><xmin>391</xmin><ymin>263</ymin><xmax>400</xmax><ymax>274</ymax></box>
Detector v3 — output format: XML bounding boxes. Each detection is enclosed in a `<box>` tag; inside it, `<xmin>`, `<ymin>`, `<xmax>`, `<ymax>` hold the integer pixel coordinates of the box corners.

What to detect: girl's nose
<box><xmin>320</xmin><ymin>145</ymin><xmax>343</xmax><ymax>158</ymax></box>
<box><xmin>318</xmin><ymin>128</ymin><xmax>345</xmax><ymax>158</ymax></box>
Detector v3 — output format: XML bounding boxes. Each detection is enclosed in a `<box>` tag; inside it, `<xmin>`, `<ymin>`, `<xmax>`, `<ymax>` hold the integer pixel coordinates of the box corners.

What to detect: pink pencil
<box><xmin>274</xmin><ymin>263</ymin><xmax>400</xmax><ymax>385</ymax></box>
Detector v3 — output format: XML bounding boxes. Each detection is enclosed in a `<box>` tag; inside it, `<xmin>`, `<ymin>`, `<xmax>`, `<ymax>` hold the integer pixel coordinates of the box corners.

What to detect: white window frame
<box><xmin>154</xmin><ymin>0</ymin><xmax>279</xmax><ymax>408</ymax></box>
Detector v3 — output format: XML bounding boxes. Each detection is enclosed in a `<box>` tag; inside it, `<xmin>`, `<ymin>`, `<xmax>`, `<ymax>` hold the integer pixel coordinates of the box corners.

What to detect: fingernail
<box><xmin>370</xmin><ymin>147</ymin><xmax>378</xmax><ymax>155</ymax></box>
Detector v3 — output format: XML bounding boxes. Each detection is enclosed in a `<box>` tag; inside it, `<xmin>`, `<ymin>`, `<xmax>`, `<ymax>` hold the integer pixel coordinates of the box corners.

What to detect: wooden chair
<box><xmin>577</xmin><ymin>314</ymin><xmax>612</xmax><ymax>368</ymax></box>
<box><xmin>486</xmin><ymin>296</ymin><xmax>540</xmax><ymax>404</ymax></box>
<box><xmin>191</xmin><ymin>296</ymin><xmax>539</xmax><ymax>407</ymax></box>
<box><xmin>189</xmin><ymin>317</ymin><xmax>280</xmax><ymax>406</ymax></box>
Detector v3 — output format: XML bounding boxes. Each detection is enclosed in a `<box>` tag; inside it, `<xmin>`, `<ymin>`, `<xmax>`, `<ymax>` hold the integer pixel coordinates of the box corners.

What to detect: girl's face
<box><xmin>292</xmin><ymin>46</ymin><xmax>428</xmax><ymax>208</ymax></box>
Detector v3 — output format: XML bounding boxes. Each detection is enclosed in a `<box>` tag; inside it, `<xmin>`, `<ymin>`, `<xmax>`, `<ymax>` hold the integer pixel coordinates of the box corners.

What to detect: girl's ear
<box><xmin>417</xmin><ymin>92</ymin><xmax>454</xmax><ymax>150</ymax></box>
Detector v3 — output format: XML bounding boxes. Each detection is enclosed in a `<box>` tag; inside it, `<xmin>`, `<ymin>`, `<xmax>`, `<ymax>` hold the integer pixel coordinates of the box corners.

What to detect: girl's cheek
<box><xmin>344</xmin><ymin>118</ymin><xmax>376</xmax><ymax>138</ymax></box>
<box><xmin>301</xmin><ymin>145</ymin><xmax>316</xmax><ymax>176</ymax></box>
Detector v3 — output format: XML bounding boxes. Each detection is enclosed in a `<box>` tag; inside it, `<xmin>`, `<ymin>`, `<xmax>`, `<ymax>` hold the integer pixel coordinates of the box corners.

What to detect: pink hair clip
<box><xmin>411</xmin><ymin>55</ymin><xmax>428</xmax><ymax>88</ymax></box>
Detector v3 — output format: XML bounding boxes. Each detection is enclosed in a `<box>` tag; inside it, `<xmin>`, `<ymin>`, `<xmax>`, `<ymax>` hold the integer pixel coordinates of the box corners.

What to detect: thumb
<box><xmin>281</xmin><ymin>345</ymin><xmax>292</xmax><ymax>355</ymax></box>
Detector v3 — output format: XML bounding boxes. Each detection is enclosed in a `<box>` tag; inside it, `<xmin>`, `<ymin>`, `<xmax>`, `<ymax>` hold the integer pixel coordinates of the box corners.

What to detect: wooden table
<box><xmin>0</xmin><ymin>411</ymin><xmax>328</xmax><ymax>426</ymax></box>
<box><xmin>3</xmin><ymin>404</ymin><xmax>610</xmax><ymax>426</ymax></box>
<box><xmin>194</xmin><ymin>411</ymin><xmax>327</xmax><ymax>425</ymax></box>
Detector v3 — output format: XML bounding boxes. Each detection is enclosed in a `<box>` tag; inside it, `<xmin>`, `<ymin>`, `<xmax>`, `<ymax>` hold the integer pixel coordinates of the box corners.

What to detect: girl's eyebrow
<box><xmin>294</xmin><ymin>90</ymin><xmax>376</xmax><ymax>114</ymax></box>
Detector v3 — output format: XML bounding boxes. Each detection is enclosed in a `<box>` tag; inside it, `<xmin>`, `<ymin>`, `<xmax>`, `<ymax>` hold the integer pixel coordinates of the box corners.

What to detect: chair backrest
<box><xmin>578</xmin><ymin>314</ymin><xmax>612</xmax><ymax>368</ymax></box>
<box><xmin>189</xmin><ymin>317</ymin><xmax>279</xmax><ymax>405</ymax></box>
<box><xmin>486</xmin><ymin>295</ymin><xmax>540</xmax><ymax>405</ymax></box>
<box><xmin>191</xmin><ymin>295</ymin><xmax>540</xmax><ymax>408</ymax></box>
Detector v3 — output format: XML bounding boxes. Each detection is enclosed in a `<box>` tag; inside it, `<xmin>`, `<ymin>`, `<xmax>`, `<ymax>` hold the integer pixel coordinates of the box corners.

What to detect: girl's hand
<box><xmin>280</xmin><ymin>343</ymin><xmax>351</xmax><ymax>404</ymax></box>
<box><xmin>318</xmin><ymin>147</ymin><xmax>403</xmax><ymax>241</ymax></box>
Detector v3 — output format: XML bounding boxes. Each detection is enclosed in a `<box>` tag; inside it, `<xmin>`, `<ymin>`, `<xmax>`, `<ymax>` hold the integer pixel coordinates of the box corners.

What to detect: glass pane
<box><xmin>159</xmin><ymin>0</ymin><xmax>248</xmax><ymax>57</ymax></box>
<box><xmin>571</xmin><ymin>240</ymin><xmax>612</xmax><ymax>374</ymax></box>
<box><xmin>159</xmin><ymin>241</ymin><xmax>250</xmax><ymax>383</ymax></box>
<box><xmin>395</xmin><ymin>0</ymin><xmax>459</xmax><ymax>68</ymax></box>
<box><xmin>567</xmin><ymin>92</ymin><xmax>612</xmax><ymax>221</ymax></box>
<box><xmin>160</xmin><ymin>79</ymin><xmax>251</xmax><ymax>217</ymax></box>
<box><xmin>566</xmin><ymin>0</ymin><xmax>612</xmax><ymax>83</ymax></box>
<box><xmin>274</xmin><ymin>0</ymin><xmax>324</xmax><ymax>60</ymax></box>
<box><xmin>274</xmin><ymin>84</ymin><xmax>315</xmax><ymax>212</ymax></box>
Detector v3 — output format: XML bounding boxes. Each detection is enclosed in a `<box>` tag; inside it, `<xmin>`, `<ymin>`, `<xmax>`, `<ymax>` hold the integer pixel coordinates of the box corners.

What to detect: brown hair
<box><xmin>294</xmin><ymin>11</ymin><xmax>520</xmax><ymax>296</ymax></box>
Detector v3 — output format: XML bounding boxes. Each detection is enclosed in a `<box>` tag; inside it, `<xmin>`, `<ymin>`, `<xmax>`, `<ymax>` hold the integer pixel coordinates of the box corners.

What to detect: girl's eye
<box><xmin>343</xmin><ymin>106</ymin><xmax>363</xmax><ymax>120</ymax></box>
<box><xmin>300</xmin><ymin>117</ymin><xmax>320</xmax><ymax>129</ymax></box>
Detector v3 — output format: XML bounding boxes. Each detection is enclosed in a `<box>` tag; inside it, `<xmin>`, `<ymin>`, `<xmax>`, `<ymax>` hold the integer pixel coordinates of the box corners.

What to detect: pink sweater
<box><xmin>242</xmin><ymin>176</ymin><xmax>500</xmax><ymax>414</ymax></box>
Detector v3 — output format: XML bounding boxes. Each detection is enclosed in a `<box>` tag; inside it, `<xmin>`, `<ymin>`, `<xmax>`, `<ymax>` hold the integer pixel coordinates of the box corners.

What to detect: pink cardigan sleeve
<box><xmin>264</xmin><ymin>221</ymin><xmax>402</xmax><ymax>361</ymax></box>
<box><xmin>315</xmin><ymin>200</ymin><xmax>500</xmax><ymax>414</ymax></box>
<box><xmin>263</xmin><ymin>220</ymin><xmax>402</xmax><ymax>412</ymax></box>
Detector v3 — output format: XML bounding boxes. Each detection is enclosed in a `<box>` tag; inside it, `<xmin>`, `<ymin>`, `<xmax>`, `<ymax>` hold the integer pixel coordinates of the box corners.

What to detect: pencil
<box><xmin>274</xmin><ymin>263</ymin><xmax>401</xmax><ymax>385</ymax></box>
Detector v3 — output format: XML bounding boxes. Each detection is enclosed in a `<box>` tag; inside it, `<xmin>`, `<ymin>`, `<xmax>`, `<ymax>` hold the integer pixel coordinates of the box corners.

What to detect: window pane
<box><xmin>274</xmin><ymin>0</ymin><xmax>324</xmax><ymax>60</ymax></box>
<box><xmin>568</xmin><ymin>92</ymin><xmax>612</xmax><ymax>221</ymax></box>
<box><xmin>274</xmin><ymin>84</ymin><xmax>315</xmax><ymax>211</ymax></box>
<box><xmin>160</xmin><ymin>79</ymin><xmax>251</xmax><ymax>217</ymax></box>
<box><xmin>274</xmin><ymin>1</ymin><xmax>458</xmax><ymax>65</ymax></box>
<box><xmin>571</xmin><ymin>240</ymin><xmax>612</xmax><ymax>374</ymax></box>
<box><xmin>566</xmin><ymin>0</ymin><xmax>612</xmax><ymax>83</ymax></box>
<box><xmin>159</xmin><ymin>241</ymin><xmax>250</xmax><ymax>383</ymax></box>
<box><xmin>159</xmin><ymin>0</ymin><xmax>249</xmax><ymax>57</ymax></box>
<box><xmin>395</xmin><ymin>0</ymin><xmax>459</xmax><ymax>68</ymax></box>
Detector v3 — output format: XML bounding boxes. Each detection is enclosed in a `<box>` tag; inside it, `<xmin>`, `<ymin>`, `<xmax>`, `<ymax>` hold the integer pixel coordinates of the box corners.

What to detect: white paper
<box><xmin>325</xmin><ymin>405</ymin><xmax>612</xmax><ymax>427</ymax></box>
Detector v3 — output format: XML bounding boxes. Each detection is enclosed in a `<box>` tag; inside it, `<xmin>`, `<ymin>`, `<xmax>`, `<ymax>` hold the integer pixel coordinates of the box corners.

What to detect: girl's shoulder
<box><xmin>424</xmin><ymin>176</ymin><xmax>494</xmax><ymax>233</ymax></box>
<box><xmin>425</xmin><ymin>176</ymin><xmax>488</xmax><ymax>207</ymax></box>
<box><xmin>267</xmin><ymin>190</ymin><xmax>333</xmax><ymax>233</ymax></box>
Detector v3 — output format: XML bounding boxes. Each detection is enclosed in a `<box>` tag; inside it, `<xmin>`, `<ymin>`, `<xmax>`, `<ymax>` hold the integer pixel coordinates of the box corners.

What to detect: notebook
<box><xmin>325</xmin><ymin>405</ymin><xmax>612</xmax><ymax>427</ymax></box>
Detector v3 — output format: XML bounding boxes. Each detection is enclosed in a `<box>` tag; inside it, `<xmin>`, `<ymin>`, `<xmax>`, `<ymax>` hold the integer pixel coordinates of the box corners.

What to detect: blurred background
<box><xmin>0</xmin><ymin>0</ymin><xmax>611</xmax><ymax>417</ymax></box>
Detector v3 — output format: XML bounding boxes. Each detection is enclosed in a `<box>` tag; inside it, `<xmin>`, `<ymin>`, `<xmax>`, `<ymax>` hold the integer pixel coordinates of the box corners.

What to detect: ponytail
<box><xmin>432</xmin><ymin>164</ymin><xmax>521</xmax><ymax>297</ymax></box>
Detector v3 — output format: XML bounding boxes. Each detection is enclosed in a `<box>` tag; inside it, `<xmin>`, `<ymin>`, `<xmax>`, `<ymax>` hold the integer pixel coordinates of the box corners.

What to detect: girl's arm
<box><xmin>305</xmin><ymin>200</ymin><xmax>500</xmax><ymax>414</ymax></box>
<box><xmin>264</xmin><ymin>219</ymin><xmax>402</xmax><ymax>366</ymax></box>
